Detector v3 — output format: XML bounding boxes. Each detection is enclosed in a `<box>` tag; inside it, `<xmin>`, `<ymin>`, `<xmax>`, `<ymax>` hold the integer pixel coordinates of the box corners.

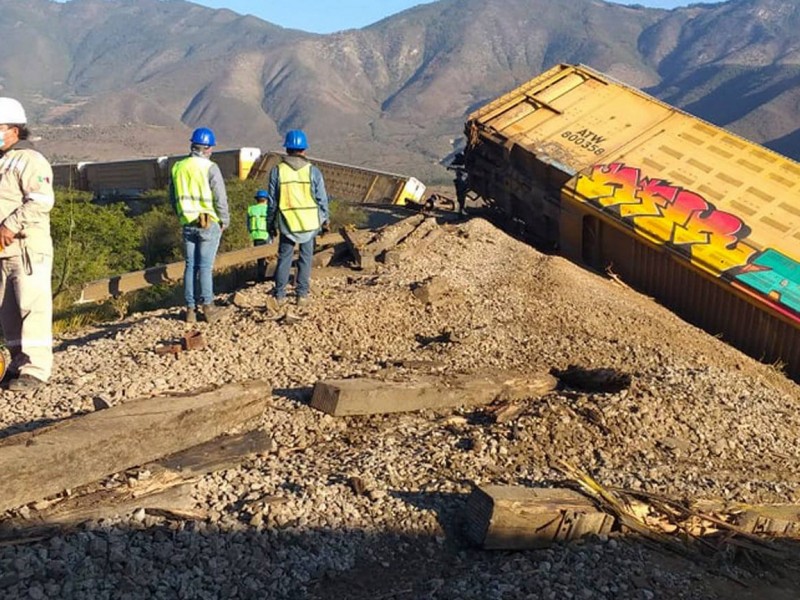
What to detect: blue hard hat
<box><xmin>190</xmin><ymin>127</ymin><xmax>216</xmax><ymax>147</ymax></box>
<box><xmin>284</xmin><ymin>129</ymin><xmax>308</xmax><ymax>151</ymax></box>
<box><xmin>255</xmin><ymin>189</ymin><xmax>269</xmax><ymax>200</ymax></box>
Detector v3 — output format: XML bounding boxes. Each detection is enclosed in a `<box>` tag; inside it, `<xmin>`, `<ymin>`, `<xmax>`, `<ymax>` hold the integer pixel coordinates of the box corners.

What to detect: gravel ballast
<box><xmin>1</xmin><ymin>217</ymin><xmax>799</xmax><ymax>599</ymax></box>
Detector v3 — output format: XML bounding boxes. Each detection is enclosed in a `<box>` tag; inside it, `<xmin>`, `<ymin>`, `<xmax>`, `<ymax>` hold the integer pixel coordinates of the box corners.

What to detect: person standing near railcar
<box><xmin>448</xmin><ymin>152</ymin><xmax>469</xmax><ymax>216</ymax></box>
<box><xmin>0</xmin><ymin>98</ymin><xmax>55</xmax><ymax>392</ymax></box>
<box><xmin>247</xmin><ymin>189</ymin><xmax>271</xmax><ymax>283</ymax></box>
<box><xmin>267</xmin><ymin>130</ymin><xmax>329</xmax><ymax>306</ymax></box>
<box><xmin>170</xmin><ymin>127</ymin><xmax>230</xmax><ymax>324</ymax></box>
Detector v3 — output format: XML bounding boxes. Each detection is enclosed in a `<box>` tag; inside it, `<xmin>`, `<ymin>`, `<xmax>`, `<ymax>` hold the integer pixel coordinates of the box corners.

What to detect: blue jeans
<box><xmin>183</xmin><ymin>222</ymin><xmax>222</xmax><ymax>308</ymax></box>
<box><xmin>273</xmin><ymin>234</ymin><xmax>314</xmax><ymax>299</ymax></box>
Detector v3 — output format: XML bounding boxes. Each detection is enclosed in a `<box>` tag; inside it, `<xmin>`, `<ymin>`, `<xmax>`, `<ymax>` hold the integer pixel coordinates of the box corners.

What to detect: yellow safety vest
<box><xmin>278</xmin><ymin>162</ymin><xmax>320</xmax><ymax>234</ymax></box>
<box><xmin>247</xmin><ymin>203</ymin><xmax>269</xmax><ymax>241</ymax></box>
<box><xmin>172</xmin><ymin>156</ymin><xmax>219</xmax><ymax>226</ymax></box>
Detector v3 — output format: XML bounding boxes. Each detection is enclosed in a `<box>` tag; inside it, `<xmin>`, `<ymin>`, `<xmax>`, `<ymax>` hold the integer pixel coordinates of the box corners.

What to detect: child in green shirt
<box><xmin>247</xmin><ymin>189</ymin><xmax>271</xmax><ymax>282</ymax></box>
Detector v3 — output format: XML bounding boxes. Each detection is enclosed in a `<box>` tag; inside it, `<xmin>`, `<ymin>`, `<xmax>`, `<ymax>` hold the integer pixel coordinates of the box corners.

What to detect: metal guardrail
<box><xmin>77</xmin><ymin>232</ymin><xmax>344</xmax><ymax>303</ymax></box>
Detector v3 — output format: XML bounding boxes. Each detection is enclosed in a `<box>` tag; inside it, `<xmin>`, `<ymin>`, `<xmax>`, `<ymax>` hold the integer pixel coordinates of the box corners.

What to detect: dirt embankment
<box><xmin>1</xmin><ymin>216</ymin><xmax>799</xmax><ymax>599</ymax></box>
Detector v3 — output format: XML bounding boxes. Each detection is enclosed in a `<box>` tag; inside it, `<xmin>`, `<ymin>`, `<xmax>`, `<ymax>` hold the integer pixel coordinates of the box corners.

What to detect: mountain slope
<box><xmin>0</xmin><ymin>0</ymin><xmax>796</xmax><ymax>180</ymax></box>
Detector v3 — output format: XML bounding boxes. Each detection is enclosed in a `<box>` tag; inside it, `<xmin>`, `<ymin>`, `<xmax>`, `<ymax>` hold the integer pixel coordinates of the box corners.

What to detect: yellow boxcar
<box><xmin>465</xmin><ymin>63</ymin><xmax>800</xmax><ymax>379</ymax></box>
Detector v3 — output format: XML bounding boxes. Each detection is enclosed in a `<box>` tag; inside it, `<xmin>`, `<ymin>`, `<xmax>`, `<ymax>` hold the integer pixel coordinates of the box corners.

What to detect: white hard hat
<box><xmin>0</xmin><ymin>98</ymin><xmax>27</xmax><ymax>125</ymax></box>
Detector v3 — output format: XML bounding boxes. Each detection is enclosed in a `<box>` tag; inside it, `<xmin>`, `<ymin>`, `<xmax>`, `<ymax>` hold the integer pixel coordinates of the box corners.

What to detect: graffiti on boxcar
<box><xmin>575</xmin><ymin>162</ymin><xmax>800</xmax><ymax>316</ymax></box>
<box><xmin>734</xmin><ymin>249</ymin><xmax>800</xmax><ymax>314</ymax></box>
<box><xmin>575</xmin><ymin>163</ymin><xmax>760</xmax><ymax>273</ymax></box>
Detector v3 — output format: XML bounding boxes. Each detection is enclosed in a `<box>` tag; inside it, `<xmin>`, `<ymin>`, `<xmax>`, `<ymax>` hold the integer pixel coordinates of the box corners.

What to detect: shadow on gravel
<box><xmin>359</xmin><ymin>202</ymin><xmax>465</xmax><ymax>230</ymax></box>
<box><xmin>360</xmin><ymin>203</ymin><xmax>420</xmax><ymax>229</ymax></box>
<box><xmin>1</xmin><ymin>518</ymin><xmax>798</xmax><ymax>600</ymax></box>
<box><xmin>53</xmin><ymin>321</ymin><xmax>133</xmax><ymax>352</ymax></box>
<box><xmin>392</xmin><ymin>490</ymin><xmax>470</xmax><ymax>545</ymax></box>
<box><xmin>273</xmin><ymin>386</ymin><xmax>315</xmax><ymax>406</ymax></box>
<box><xmin>53</xmin><ymin>310</ymin><xmax>179</xmax><ymax>352</ymax></box>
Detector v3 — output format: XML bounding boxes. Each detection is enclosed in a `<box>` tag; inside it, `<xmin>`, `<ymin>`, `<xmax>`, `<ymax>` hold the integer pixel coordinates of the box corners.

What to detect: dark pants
<box><xmin>455</xmin><ymin>182</ymin><xmax>468</xmax><ymax>214</ymax></box>
<box><xmin>456</xmin><ymin>190</ymin><xmax>467</xmax><ymax>213</ymax></box>
<box><xmin>254</xmin><ymin>238</ymin><xmax>268</xmax><ymax>282</ymax></box>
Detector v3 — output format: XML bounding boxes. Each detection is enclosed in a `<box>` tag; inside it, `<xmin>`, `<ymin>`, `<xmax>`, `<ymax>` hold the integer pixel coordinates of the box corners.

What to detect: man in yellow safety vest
<box><xmin>267</xmin><ymin>130</ymin><xmax>329</xmax><ymax>307</ymax></box>
<box><xmin>170</xmin><ymin>127</ymin><xmax>230</xmax><ymax>324</ymax></box>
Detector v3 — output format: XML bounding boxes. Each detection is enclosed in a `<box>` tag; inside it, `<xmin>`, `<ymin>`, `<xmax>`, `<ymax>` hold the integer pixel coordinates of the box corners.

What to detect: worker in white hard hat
<box><xmin>0</xmin><ymin>97</ymin><xmax>55</xmax><ymax>392</ymax></box>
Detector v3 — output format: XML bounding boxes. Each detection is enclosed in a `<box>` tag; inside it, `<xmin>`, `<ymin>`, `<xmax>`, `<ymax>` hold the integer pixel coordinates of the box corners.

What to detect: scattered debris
<box><xmin>340</xmin><ymin>225</ymin><xmax>376</xmax><ymax>271</ymax></box>
<box><xmin>0</xmin><ymin>381</ymin><xmax>272</xmax><ymax>514</ymax></box>
<box><xmin>484</xmin><ymin>400</ymin><xmax>528</xmax><ymax>424</ymax></box>
<box><xmin>154</xmin><ymin>331</ymin><xmax>206</xmax><ymax>355</ymax></box>
<box><xmin>279</xmin><ymin>312</ymin><xmax>303</xmax><ymax>326</ymax></box>
<box><xmin>348</xmin><ymin>476</ymin><xmax>367</xmax><ymax>496</ymax></box>
<box><xmin>466</xmin><ymin>475</ymin><xmax>800</xmax><ymax>564</ymax></box>
<box><xmin>310</xmin><ymin>371</ymin><xmax>558</xmax><ymax>416</ymax></box>
<box><xmin>383</xmin><ymin>217</ymin><xmax>442</xmax><ymax>266</ymax></box>
<box><xmin>411</xmin><ymin>276</ymin><xmax>453</xmax><ymax>306</ymax></box>
<box><xmin>0</xmin><ymin>429</ymin><xmax>272</xmax><ymax>542</ymax></box>
<box><xmin>182</xmin><ymin>330</ymin><xmax>206</xmax><ymax>351</ymax></box>
<box><xmin>155</xmin><ymin>342</ymin><xmax>182</xmax><ymax>356</ymax></box>
<box><xmin>605</xmin><ymin>265</ymin><xmax>632</xmax><ymax>290</ymax></box>
<box><xmin>231</xmin><ymin>291</ymin><xmax>254</xmax><ymax>308</ymax></box>
<box><xmin>554</xmin><ymin>461</ymin><xmax>792</xmax><ymax>563</ymax></box>
<box><xmin>415</xmin><ymin>329</ymin><xmax>459</xmax><ymax>347</ymax></box>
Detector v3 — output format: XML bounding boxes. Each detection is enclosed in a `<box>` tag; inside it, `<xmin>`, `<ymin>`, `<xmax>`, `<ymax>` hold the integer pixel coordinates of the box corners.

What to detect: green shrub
<box><xmin>134</xmin><ymin>194</ymin><xmax>182</xmax><ymax>267</ymax></box>
<box><xmin>51</xmin><ymin>188</ymin><xmax>144</xmax><ymax>299</ymax></box>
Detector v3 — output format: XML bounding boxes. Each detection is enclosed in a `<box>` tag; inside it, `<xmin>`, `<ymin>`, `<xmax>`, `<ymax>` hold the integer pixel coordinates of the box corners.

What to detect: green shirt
<box><xmin>247</xmin><ymin>202</ymin><xmax>269</xmax><ymax>241</ymax></box>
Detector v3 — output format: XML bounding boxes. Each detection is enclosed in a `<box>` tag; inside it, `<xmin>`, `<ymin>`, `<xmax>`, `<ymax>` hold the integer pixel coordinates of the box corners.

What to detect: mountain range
<box><xmin>3</xmin><ymin>0</ymin><xmax>799</xmax><ymax>183</ymax></box>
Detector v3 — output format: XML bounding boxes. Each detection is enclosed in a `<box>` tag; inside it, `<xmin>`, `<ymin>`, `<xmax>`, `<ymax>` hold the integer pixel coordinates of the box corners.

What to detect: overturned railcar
<box><xmin>52</xmin><ymin>148</ymin><xmax>262</xmax><ymax>197</ymax></box>
<box><xmin>247</xmin><ymin>152</ymin><xmax>426</xmax><ymax>205</ymax></box>
<box><xmin>465</xmin><ymin>63</ymin><xmax>800</xmax><ymax>379</ymax></box>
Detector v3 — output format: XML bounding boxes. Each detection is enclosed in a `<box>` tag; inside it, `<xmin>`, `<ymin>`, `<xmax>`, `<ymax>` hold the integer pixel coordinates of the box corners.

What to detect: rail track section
<box><xmin>465</xmin><ymin>63</ymin><xmax>800</xmax><ymax>379</ymax></box>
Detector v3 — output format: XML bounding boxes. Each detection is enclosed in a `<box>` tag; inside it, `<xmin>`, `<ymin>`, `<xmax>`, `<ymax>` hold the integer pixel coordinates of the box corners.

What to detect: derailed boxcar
<box><xmin>465</xmin><ymin>63</ymin><xmax>800</xmax><ymax>379</ymax></box>
<box><xmin>53</xmin><ymin>148</ymin><xmax>262</xmax><ymax>197</ymax></box>
<box><xmin>247</xmin><ymin>152</ymin><xmax>426</xmax><ymax>205</ymax></box>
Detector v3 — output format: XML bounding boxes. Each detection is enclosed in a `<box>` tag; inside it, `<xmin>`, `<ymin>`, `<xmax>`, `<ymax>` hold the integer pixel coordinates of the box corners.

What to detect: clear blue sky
<box><xmin>179</xmin><ymin>0</ymin><xmax>691</xmax><ymax>34</ymax></box>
